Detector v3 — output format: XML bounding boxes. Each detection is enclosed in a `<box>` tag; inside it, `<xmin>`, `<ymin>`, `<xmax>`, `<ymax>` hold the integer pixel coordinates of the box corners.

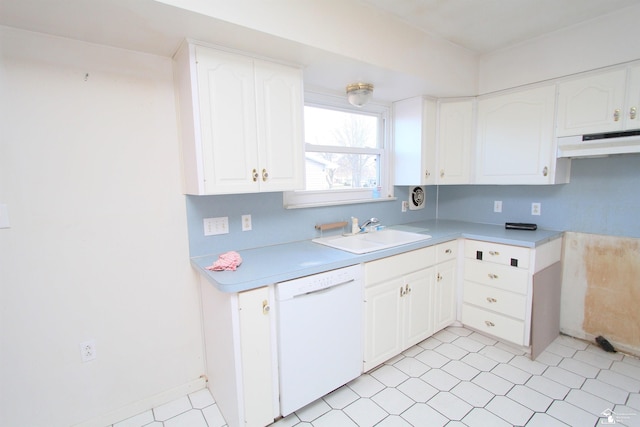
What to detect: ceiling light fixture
<box><xmin>346</xmin><ymin>83</ymin><xmax>374</xmax><ymax>107</ymax></box>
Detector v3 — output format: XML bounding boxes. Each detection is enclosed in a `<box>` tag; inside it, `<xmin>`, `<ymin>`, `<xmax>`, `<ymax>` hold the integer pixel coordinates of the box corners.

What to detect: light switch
<box><xmin>203</xmin><ymin>217</ymin><xmax>229</xmax><ymax>236</ymax></box>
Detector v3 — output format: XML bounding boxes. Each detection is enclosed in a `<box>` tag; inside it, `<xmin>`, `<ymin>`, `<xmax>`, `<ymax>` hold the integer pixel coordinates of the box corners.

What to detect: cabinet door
<box><xmin>364</xmin><ymin>279</ymin><xmax>404</xmax><ymax>372</ymax></box>
<box><xmin>238</xmin><ymin>288</ymin><xmax>276</xmax><ymax>427</ymax></box>
<box><xmin>557</xmin><ymin>69</ymin><xmax>627</xmax><ymax>136</ymax></box>
<box><xmin>434</xmin><ymin>259</ymin><xmax>457</xmax><ymax>332</ymax></box>
<box><xmin>625</xmin><ymin>65</ymin><xmax>640</xmax><ymax>131</ymax></box>
<box><xmin>394</xmin><ymin>97</ymin><xmax>437</xmax><ymax>185</ymax></box>
<box><xmin>254</xmin><ymin>61</ymin><xmax>304</xmax><ymax>192</ymax></box>
<box><xmin>476</xmin><ymin>85</ymin><xmax>556</xmax><ymax>185</ymax></box>
<box><xmin>403</xmin><ymin>267</ymin><xmax>435</xmax><ymax>348</ymax></box>
<box><xmin>437</xmin><ymin>99</ymin><xmax>474</xmax><ymax>184</ymax></box>
<box><xmin>195</xmin><ymin>47</ymin><xmax>260</xmax><ymax>194</ymax></box>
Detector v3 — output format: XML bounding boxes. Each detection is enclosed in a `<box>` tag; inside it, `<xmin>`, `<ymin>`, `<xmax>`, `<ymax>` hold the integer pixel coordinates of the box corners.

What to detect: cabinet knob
<box><xmin>486</xmin><ymin>297</ymin><xmax>497</xmax><ymax>303</ymax></box>
<box><xmin>262</xmin><ymin>169</ymin><xmax>269</xmax><ymax>182</ymax></box>
<box><xmin>614</xmin><ymin>109</ymin><xmax>621</xmax><ymax>122</ymax></box>
<box><xmin>262</xmin><ymin>300</ymin><xmax>270</xmax><ymax>315</ymax></box>
<box><xmin>437</xmin><ymin>273</ymin><xmax>443</xmax><ymax>281</ymax></box>
<box><xmin>425</xmin><ymin>170</ymin><xmax>431</xmax><ymax>178</ymax></box>
<box><xmin>445</xmin><ymin>249</ymin><xmax>452</xmax><ymax>254</ymax></box>
<box><xmin>440</xmin><ymin>169</ymin><xmax>445</xmax><ymax>178</ymax></box>
<box><xmin>488</xmin><ymin>251</ymin><xmax>500</xmax><ymax>256</ymax></box>
<box><xmin>484</xmin><ymin>320</ymin><xmax>495</xmax><ymax>327</ymax></box>
<box><xmin>252</xmin><ymin>168</ymin><xmax>259</xmax><ymax>182</ymax></box>
<box><xmin>542</xmin><ymin>166</ymin><xmax>548</xmax><ymax>177</ymax></box>
<box><xmin>488</xmin><ymin>273</ymin><xmax>499</xmax><ymax>280</ymax></box>
<box><xmin>631</xmin><ymin>107</ymin><xmax>637</xmax><ymax>120</ymax></box>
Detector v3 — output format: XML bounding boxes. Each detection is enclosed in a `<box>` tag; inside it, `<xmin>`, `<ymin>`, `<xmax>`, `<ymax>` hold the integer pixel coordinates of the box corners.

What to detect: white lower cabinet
<box><xmin>461</xmin><ymin>238</ymin><xmax>563</xmax><ymax>358</ymax></box>
<box><xmin>363</xmin><ymin>242</ymin><xmax>458</xmax><ymax>372</ymax></box>
<box><xmin>199</xmin><ymin>279</ymin><xmax>277</xmax><ymax>427</ymax></box>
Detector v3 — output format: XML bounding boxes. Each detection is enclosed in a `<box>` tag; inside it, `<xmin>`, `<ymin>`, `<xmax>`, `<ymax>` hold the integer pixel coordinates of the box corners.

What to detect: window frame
<box><xmin>283</xmin><ymin>90</ymin><xmax>394</xmax><ymax>209</ymax></box>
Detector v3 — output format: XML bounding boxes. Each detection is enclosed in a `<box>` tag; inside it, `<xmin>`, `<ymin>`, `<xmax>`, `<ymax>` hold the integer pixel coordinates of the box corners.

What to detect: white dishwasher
<box><xmin>275</xmin><ymin>264</ymin><xmax>363</xmax><ymax>416</ymax></box>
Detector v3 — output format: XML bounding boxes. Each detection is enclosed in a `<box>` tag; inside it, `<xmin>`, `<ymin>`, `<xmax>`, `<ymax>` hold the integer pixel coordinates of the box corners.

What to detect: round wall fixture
<box><xmin>409</xmin><ymin>186</ymin><xmax>425</xmax><ymax>210</ymax></box>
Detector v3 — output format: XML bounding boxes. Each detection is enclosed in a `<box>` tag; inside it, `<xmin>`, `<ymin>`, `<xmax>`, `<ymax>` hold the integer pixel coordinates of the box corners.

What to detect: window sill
<box><xmin>284</xmin><ymin>196</ymin><xmax>397</xmax><ymax>210</ymax></box>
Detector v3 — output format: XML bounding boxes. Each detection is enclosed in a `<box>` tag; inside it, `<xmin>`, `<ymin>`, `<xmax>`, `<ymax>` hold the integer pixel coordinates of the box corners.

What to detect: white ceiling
<box><xmin>359</xmin><ymin>0</ymin><xmax>640</xmax><ymax>53</ymax></box>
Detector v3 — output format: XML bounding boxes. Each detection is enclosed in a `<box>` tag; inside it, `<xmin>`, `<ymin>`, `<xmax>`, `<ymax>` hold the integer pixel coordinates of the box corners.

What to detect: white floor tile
<box><xmin>485</xmin><ymin>395</ymin><xmax>534</xmax><ymax>426</ymax></box>
<box><xmin>546</xmin><ymin>400</ymin><xmax>598</xmax><ymax>426</ymax></box>
<box><xmin>445</xmin><ymin>326</ymin><xmax>473</xmax><ymax>337</ymax></box>
<box><xmin>343</xmin><ymin>398</ymin><xmax>387</xmax><ymax>427</ymax></box>
<box><xmin>370</xmin><ymin>365</ymin><xmax>409</xmax><ymax>387</ymax></box>
<box><xmin>478</xmin><ymin>345</ymin><xmax>515</xmax><ymax>363</ymax></box>
<box><xmin>323</xmin><ymin>385</ymin><xmax>359</xmax><ymax>409</ymax></box>
<box><xmin>434</xmin><ymin>343</ymin><xmax>469</xmax><ymax>360</ymax></box>
<box><xmin>545</xmin><ymin>341</ymin><xmax>578</xmax><ymax>358</ymax></box>
<box><xmin>612</xmin><ymin>360</ymin><xmax>640</xmax><ymax>381</ymax></box>
<box><xmin>433</xmin><ymin>329</ymin><xmax>459</xmax><ymax>343</ymax></box>
<box><xmin>491</xmin><ymin>362</ymin><xmax>532</xmax><ymax>384</ymax></box>
<box><xmin>371</xmin><ymin>388</ymin><xmax>414</xmax><ymax>415</ymax></box>
<box><xmin>401</xmin><ymin>344</ymin><xmax>423</xmax><ymax>358</ymax></box>
<box><xmin>525</xmin><ymin>412</ymin><xmax>570</xmax><ymax>426</ymax></box>
<box><xmin>295</xmin><ymin>398</ymin><xmax>331</xmax><ymax>422</ymax></box>
<box><xmin>417</xmin><ymin>336</ymin><xmax>443</xmax><ymax>350</ymax></box>
<box><xmin>623</xmin><ymin>354</ymin><xmax>640</xmax><ymax>367</ymax></box>
<box><xmin>442</xmin><ymin>360</ymin><xmax>480</xmax><ymax>381</ymax></box>
<box><xmin>201</xmin><ymin>404</ymin><xmax>226</xmax><ymax>427</ymax></box>
<box><xmin>188</xmin><ymin>388</ymin><xmax>215</xmax><ymax>409</ymax></box>
<box><xmin>509</xmin><ymin>355</ymin><xmax>548</xmax><ymax>375</ymax></box>
<box><xmin>163</xmin><ymin>410</ymin><xmax>208</xmax><ymax>427</ymax></box>
<box><xmin>393</xmin><ymin>356</ymin><xmax>430</xmax><ymax>377</ymax></box>
<box><xmin>494</xmin><ymin>341</ymin><xmax>527</xmax><ymax>356</ymax></box>
<box><xmin>396</xmin><ymin>377</ymin><xmax>439</xmax><ymax>402</ymax></box>
<box><xmin>451</xmin><ymin>336</ymin><xmax>486</xmax><ymax>353</ymax></box>
<box><xmin>471</xmin><ymin>371</ymin><xmax>514</xmax><ymax>395</ymax></box>
<box><xmin>558</xmin><ymin>357</ymin><xmax>601</xmax><ymax>378</ymax></box>
<box><xmin>375</xmin><ymin>414</ymin><xmax>413</xmax><ymax>426</ymax></box>
<box><xmin>152</xmin><ymin>396</ymin><xmax>192</xmax><ymax>422</ymax></box>
<box><xmin>428</xmin><ymin>391</ymin><xmax>472</xmax><ymax>420</ymax></box>
<box><xmin>581</xmin><ymin>378</ymin><xmax>629</xmax><ymax>404</ymax></box>
<box><xmin>598</xmin><ymin>369</ymin><xmax>640</xmax><ymax>393</ymax></box>
<box><xmin>420</xmin><ymin>368</ymin><xmax>461</xmax><ymax>391</ymax></box>
<box><xmin>416</xmin><ymin>349</ymin><xmax>450</xmax><ymax>368</ymax></box>
<box><xmin>555</xmin><ymin>334</ymin><xmax>589</xmax><ymax>350</ymax></box>
<box><xmin>113</xmin><ymin>410</ymin><xmax>154</xmax><ymax>427</ymax></box>
<box><xmin>271</xmin><ymin>413</ymin><xmax>299</xmax><ymax>427</ymax></box>
<box><xmin>525</xmin><ymin>375</ymin><xmax>570</xmax><ymax>400</ymax></box>
<box><xmin>461</xmin><ymin>407</ymin><xmax>511</xmax><ymax>427</ymax></box>
<box><xmin>572</xmin><ymin>348</ymin><xmax>614</xmax><ymax>369</ymax></box>
<box><xmin>460</xmin><ymin>352</ymin><xmax>498</xmax><ymax>371</ymax></box>
<box><xmin>584</xmin><ymin>342</ymin><xmax>624</xmax><ymax>361</ymax></box>
<box><xmin>627</xmin><ymin>393</ymin><xmax>640</xmax><ymax>411</ymax></box>
<box><xmin>611</xmin><ymin>404</ymin><xmax>640</xmax><ymax>427</ymax></box>
<box><xmin>312</xmin><ymin>409</ymin><xmax>359</xmax><ymax>427</ymax></box>
<box><xmin>506</xmin><ymin>384</ymin><xmax>553</xmax><ymax>412</ymax></box>
<box><xmin>348</xmin><ymin>374</ymin><xmax>385</xmax><ymax>398</ymax></box>
<box><xmin>401</xmin><ymin>402</ymin><xmax>448</xmax><ymax>427</ymax></box>
<box><xmin>542</xmin><ymin>366</ymin><xmax>586</xmax><ymax>389</ymax></box>
<box><xmin>467</xmin><ymin>331</ymin><xmax>498</xmax><ymax>346</ymax></box>
<box><xmin>451</xmin><ymin>381</ymin><xmax>494</xmax><ymax>407</ymax></box>
<box><xmin>533</xmin><ymin>350</ymin><xmax>563</xmax><ymax>366</ymax></box>
<box><xmin>566</xmin><ymin>388</ymin><xmax>615</xmax><ymax>416</ymax></box>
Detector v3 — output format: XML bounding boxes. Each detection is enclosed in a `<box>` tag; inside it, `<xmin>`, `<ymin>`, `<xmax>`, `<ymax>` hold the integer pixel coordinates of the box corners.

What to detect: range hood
<box><xmin>557</xmin><ymin>129</ymin><xmax>640</xmax><ymax>158</ymax></box>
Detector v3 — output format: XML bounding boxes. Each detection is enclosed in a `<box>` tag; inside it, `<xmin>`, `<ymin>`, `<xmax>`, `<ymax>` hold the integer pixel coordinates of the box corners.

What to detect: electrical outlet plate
<box><xmin>80</xmin><ymin>339</ymin><xmax>96</xmax><ymax>362</ymax></box>
<box><xmin>531</xmin><ymin>202</ymin><xmax>541</xmax><ymax>216</ymax></box>
<box><xmin>242</xmin><ymin>214</ymin><xmax>252</xmax><ymax>231</ymax></box>
<box><xmin>401</xmin><ymin>201</ymin><xmax>408</xmax><ymax>212</ymax></box>
<box><xmin>203</xmin><ymin>217</ymin><xmax>229</xmax><ymax>236</ymax></box>
<box><xmin>494</xmin><ymin>201</ymin><xmax>503</xmax><ymax>213</ymax></box>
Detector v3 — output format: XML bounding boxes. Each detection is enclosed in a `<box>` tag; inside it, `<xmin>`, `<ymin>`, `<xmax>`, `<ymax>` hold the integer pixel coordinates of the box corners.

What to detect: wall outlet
<box><xmin>494</xmin><ymin>200</ymin><xmax>503</xmax><ymax>213</ymax></box>
<box><xmin>531</xmin><ymin>202</ymin><xmax>541</xmax><ymax>216</ymax></box>
<box><xmin>203</xmin><ymin>217</ymin><xmax>229</xmax><ymax>236</ymax></box>
<box><xmin>401</xmin><ymin>201</ymin><xmax>409</xmax><ymax>212</ymax></box>
<box><xmin>241</xmin><ymin>214</ymin><xmax>252</xmax><ymax>231</ymax></box>
<box><xmin>80</xmin><ymin>339</ymin><xmax>96</xmax><ymax>362</ymax></box>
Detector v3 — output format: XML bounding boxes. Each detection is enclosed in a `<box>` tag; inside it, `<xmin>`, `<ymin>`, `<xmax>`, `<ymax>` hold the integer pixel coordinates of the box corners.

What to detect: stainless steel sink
<box><xmin>312</xmin><ymin>229</ymin><xmax>432</xmax><ymax>254</ymax></box>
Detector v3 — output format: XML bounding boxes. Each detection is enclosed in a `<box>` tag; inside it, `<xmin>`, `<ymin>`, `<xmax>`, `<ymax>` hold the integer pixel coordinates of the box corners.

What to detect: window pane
<box><xmin>305</xmin><ymin>152</ymin><xmax>379</xmax><ymax>191</ymax></box>
<box><xmin>305</xmin><ymin>106</ymin><xmax>379</xmax><ymax>148</ymax></box>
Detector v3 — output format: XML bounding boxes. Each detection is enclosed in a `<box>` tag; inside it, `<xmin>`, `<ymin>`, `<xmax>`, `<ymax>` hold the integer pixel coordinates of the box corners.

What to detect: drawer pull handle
<box><xmin>262</xmin><ymin>168</ymin><xmax>269</xmax><ymax>182</ymax></box>
<box><xmin>252</xmin><ymin>168</ymin><xmax>259</xmax><ymax>182</ymax></box>
<box><xmin>445</xmin><ymin>249</ymin><xmax>452</xmax><ymax>254</ymax></box>
<box><xmin>437</xmin><ymin>273</ymin><xmax>443</xmax><ymax>281</ymax></box>
<box><xmin>631</xmin><ymin>106</ymin><xmax>637</xmax><ymax>120</ymax></box>
<box><xmin>485</xmin><ymin>320</ymin><xmax>495</xmax><ymax>327</ymax></box>
<box><xmin>262</xmin><ymin>300</ymin><xmax>270</xmax><ymax>315</ymax></box>
<box><xmin>614</xmin><ymin>108</ymin><xmax>621</xmax><ymax>121</ymax></box>
<box><xmin>488</xmin><ymin>273</ymin><xmax>499</xmax><ymax>279</ymax></box>
<box><xmin>489</xmin><ymin>251</ymin><xmax>500</xmax><ymax>256</ymax></box>
<box><xmin>486</xmin><ymin>297</ymin><xmax>497</xmax><ymax>303</ymax></box>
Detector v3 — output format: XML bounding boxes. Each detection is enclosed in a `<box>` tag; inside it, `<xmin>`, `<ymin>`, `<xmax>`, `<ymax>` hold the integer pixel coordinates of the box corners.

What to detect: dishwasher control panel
<box><xmin>276</xmin><ymin>265</ymin><xmax>362</xmax><ymax>301</ymax></box>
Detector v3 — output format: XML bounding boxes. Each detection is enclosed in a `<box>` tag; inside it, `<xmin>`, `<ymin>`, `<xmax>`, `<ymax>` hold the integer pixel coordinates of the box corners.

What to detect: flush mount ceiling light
<box><xmin>346</xmin><ymin>83</ymin><xmax>374</xmax><ymax>107</ymax></box>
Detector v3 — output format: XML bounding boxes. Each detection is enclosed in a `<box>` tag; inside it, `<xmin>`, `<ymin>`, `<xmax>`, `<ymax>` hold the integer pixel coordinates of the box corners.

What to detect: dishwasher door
<box><xmin>276</xmin><ymin>265</ymin><xmax>363</xmax><ymax>416</ymax></box>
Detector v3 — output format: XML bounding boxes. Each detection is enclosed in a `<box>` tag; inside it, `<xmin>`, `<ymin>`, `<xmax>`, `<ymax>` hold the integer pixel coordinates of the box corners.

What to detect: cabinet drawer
<box><xmin>436</xmin><ymin>240</ymin><xmax>458</xmax><ymax>263</ymax></box>
<box><xmin>463</xmin><ymin>281</ymin><xmax>527</xmax><ymax>320</ymax></box>
<box><xmin>464</xmin><ymin>240</ymin><xmax>530</xmax><ymax>269</ymax></box>
<box><xmin>365</xmin><ymin>247</ymin><xmax>436</xmax><ymax>286</ymax></box>
<box><xmin>464</xmin><ymin>260</ymin><xmax>528</xmax><ymax>294</ymax></box>
<box><xmin>462</xmin><ymin>303</ymin><xmax>526</xmax><ymax>345</ymax></box>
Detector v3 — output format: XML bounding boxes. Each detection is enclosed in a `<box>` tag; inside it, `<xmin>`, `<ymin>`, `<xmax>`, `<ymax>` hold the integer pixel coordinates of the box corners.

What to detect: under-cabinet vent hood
<box><xmin>557</xmin><ymin>130</ymin><xmax>640</xmax><ymax>158</ymax></box>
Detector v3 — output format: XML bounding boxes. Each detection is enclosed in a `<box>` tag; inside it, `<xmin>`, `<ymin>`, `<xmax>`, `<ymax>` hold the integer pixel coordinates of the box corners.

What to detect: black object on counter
<box><xmin>505</xmin><ymin>222</ymin><xmax>538</xmax><ymax>230</ymax></box>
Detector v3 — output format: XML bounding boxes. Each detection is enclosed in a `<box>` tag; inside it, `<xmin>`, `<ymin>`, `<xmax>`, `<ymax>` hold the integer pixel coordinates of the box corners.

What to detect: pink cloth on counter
<box><xmin>206</xmin><ymin>251</ymin><xmax>243</xmax><ymax>271</ymax></box>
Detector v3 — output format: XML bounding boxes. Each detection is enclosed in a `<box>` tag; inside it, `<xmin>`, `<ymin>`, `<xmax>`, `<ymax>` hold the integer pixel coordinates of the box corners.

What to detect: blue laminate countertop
<box><xmin>191</xmin><ymin>219</ymin><xmax>563</xmax><ymax>293</ymax></box>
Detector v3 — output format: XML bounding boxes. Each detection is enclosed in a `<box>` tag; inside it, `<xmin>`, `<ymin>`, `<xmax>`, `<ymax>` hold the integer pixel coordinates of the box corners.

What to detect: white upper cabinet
<box><xmin>174</xmin><ymin>43</ymin><xmax>304</xmax><ymax>195</ymax></box>
<box><xmin>476</xmin><ymin>85</ymin><xmax>569</xmax><ymax>185</ymax></box>
<box><xmin>393</xmin><ymin>96</ymin><xmax>437</xmax><ymax>185</ymax></box>
<box><xmin>393</xmin><ymin>96</ymin><xmax>473</xmax><ymax>186</ymax></box>
<box><xmin>557</xmin><ymin>65</ymin><xmax>640</xmax><ymax>137</ymax></box>
<box><xmin>437</xmin><ymin>99</ymin><xmax>474</xmax><ymax>185</ymax></box>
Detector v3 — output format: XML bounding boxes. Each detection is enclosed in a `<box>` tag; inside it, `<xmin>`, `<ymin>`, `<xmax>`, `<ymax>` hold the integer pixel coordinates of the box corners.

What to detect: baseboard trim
<box><xmin>72</xmin><ymin>376</ymin><xmax>207</xmax><ymax>427</ymax></box>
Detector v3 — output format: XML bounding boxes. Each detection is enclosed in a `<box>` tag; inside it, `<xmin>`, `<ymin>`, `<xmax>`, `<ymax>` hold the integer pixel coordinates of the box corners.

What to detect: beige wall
<box><xmin>0</xmin><ymin>28</ymin><xmax>204</xmax><ymax>427</ymax></box>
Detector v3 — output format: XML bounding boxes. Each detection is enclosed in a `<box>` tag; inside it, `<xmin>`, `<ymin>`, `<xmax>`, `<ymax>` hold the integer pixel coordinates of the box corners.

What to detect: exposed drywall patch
<box><xmin>582</xmin><ymin>235</ymin><xmax>640</xmax><ymax>349</ymax></box>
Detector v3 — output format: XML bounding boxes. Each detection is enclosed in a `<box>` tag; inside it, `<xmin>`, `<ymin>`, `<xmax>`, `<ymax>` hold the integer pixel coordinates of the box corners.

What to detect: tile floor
<box><xmin>111</xmin><ymin>327</ymin><xmax>640</xmax><ymax>427</ymax></box>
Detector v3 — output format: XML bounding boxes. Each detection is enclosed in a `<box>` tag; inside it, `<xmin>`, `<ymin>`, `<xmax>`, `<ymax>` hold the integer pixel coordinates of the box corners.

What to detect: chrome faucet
<box><xmin>360</xmin><ymin>217</ymin><xmax>380</xmax><ymax>232</ymax></box>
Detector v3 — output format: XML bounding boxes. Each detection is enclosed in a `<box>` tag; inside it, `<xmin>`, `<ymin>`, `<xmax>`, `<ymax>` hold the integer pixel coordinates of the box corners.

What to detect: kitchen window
<box><xmin>284</xmin><ymin>91</ymin><xmax>392</xmax><ymax>208</ymax></box>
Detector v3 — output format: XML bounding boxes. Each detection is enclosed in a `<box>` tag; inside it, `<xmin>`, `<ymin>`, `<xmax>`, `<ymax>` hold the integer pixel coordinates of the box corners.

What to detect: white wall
<box><xmin>0</xmin><ymin>27</ymin><xmax>204</xmax><ymax>427</ymax></box>
<box><xmin>478</xmin><ymin>4</ymin><xmax>640</xmax><ymax>94</ymax></box>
